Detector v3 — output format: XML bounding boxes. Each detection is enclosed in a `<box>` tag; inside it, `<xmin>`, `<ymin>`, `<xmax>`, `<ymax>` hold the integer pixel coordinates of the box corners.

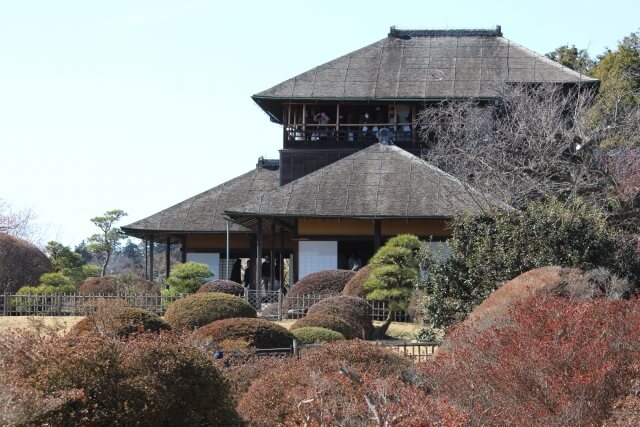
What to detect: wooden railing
<box><xmin>284</xmin><ymin>125</ymin><xmax>415</xmax><ymax>148</ymax></box>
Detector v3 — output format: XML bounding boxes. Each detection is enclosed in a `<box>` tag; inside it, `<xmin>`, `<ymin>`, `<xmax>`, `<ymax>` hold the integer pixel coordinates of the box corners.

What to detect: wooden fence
<box><xmin>0</xmin><ymin>290</ymin><xmax>412</xmax><ymax>323</ymax></box>
<box><xmin>255</xmin><ymin>340</ymin><xmax>438</xmax><ymax>363</ymax></box>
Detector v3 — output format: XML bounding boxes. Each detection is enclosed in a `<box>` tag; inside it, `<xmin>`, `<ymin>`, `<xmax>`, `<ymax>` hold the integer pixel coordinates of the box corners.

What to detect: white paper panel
<box><xmin>298</xmin><ymin>241</ymin><xmax>337</xmax><ymax>280</ymax></box>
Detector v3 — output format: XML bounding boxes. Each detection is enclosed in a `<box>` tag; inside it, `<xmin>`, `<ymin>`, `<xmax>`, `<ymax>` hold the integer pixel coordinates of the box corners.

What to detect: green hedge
<box><xmin>292</xmin><ymin>327</ymin><xmax>344</xmax><ymax>344</ymax></box>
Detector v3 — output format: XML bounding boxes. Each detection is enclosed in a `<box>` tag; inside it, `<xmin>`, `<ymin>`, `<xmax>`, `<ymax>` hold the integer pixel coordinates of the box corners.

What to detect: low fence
<box><xmin>0</xmin><ymin>290</ymin><xmax>412</xmax><ymax>323</ymax></box>
<box><xmin>255</xmin><ymin>340</ymin><xmax>438</xmax><ymax>363</ymax></box>
<box><xmin>0</xmin><ymin>292</ymin><xmax>183</xmax><ymax>316</ymax></box>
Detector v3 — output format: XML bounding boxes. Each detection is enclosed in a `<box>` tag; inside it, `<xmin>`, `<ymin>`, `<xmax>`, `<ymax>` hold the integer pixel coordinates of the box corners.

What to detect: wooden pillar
<box><xmin>149</xmin><ymin>235</ymin><xmax>155</xmax><ymax>282</ymax></box>
<box><xmin>181</xmin><ymin>236</ymin><xmax>187</xmax><ymax>263</ymax></box>
<box><xmin>144</xmin><ymin>237</ymin><xmax>148</xmax><ymax>280</ymax></box>
<box><xmin>165</xmin><ymin>237</ymin><xmax>171</xmax><ymax>278</ymax></box>
<box><xmin>279</xmin><ymin>229</ymin><xmax>285</xmax><ymax>290</ymax></box>
<box><xmin>293</xmin><ymin>218</ymin><xmax>299</xmax><ymax>283</ymax></box>
<box><xmin>269</xmin><ymin>222</ymin><xmax>275</xmax><ymax>290</ymax></box>
<box><xmin>255</xmin><ymin>218</ymin><xmax>262</xmax><ymax>291</ymax></box>
<box><xmin>248</xmin><ymin>234</ymin><xmax>256</xmax><ymax>289</ymax></box>
<box><xmin>374</xmin><ymin>220</ymin><xmax>381</xmax><ymax>252</ymax></box>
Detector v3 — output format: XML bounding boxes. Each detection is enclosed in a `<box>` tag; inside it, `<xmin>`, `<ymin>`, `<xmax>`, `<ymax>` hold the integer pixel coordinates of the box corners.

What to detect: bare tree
<box><xmin>0</xmin><ymin>199</ymin><xmax>44</xmax><ymax>245</ymax></box>
<box><xmin>418</xmin><ymin>83</ymin><xmax>639</xmax><ymax>224</ymax></box>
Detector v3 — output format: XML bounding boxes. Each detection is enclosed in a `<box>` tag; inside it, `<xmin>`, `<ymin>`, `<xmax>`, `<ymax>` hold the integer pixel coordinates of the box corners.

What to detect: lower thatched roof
<box><xmin>225</xmin><ymin>143</ymin><xmax>501</xmax><ymax>221</ymax></box>
<box><xmin>121</xmin><ymin>163</ymin><xmax>279</xmax><ymax>237</ymax></box>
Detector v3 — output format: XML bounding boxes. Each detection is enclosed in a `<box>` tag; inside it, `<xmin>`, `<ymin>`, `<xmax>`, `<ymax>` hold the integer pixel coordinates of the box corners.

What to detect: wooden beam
<box><xmin>373</xmin><ymin>220</ymin><xmax>381</xmax><ymax>251</ymax></box>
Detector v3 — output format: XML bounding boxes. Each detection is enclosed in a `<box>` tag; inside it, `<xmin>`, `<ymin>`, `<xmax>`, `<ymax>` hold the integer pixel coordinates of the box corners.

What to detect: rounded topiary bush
<box><xmin>342</xmin><ymin>264</ymin><xmax>378</xmax><ymax>298</ymax></box>
<box><xmin>71</xmin><ymin>306</ymin><xmax>170</xmax><ymax>338</ymax></box>
<box><xmin>0</xmin><ymin>233</ymin><xmax>53</xmax><ymax>292</ymax></box>
<box><xmin>197</xmin><ymin>280</ymin><xmax>245</xmax><ymax>296</ymax></box>
<box><xmin>292</xmin><ymin>327</ymin><xmax>344</xmax><ymax>344</ymax></box>
<box><xmin>307</xmin><ymin>295</ymin><xmax>374</xmax><ymax>339</ymax></box>
<box><xmin>283</xmin><ymin>269</ymin><xmax>355</xmax><ymax>313</ymax></box>
<box><xmin>21</xmin><ymin>333</ymin><xmax>239</xmax><ymax>426</ymax></box>
<box><xmin>78</xmin><ymin>274</ymin><xmax>159</xmax><ymax>295</ymax></box>
<box><xmin>290</xmin><ymin>313</ymin><xmax>359</xmax><ymax>339</ymax></box>
<box><xmin>192</xmin><ymin>318</ymin><xmax>294</xmax><ymax>350</ymax></box>
<box><xmin>164</xmin><ymin>292</ymin><xmax>257</xmax><ymax>331</ymax></box>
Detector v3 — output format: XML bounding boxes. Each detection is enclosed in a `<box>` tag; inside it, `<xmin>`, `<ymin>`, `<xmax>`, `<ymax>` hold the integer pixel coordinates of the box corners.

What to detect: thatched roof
<box><xmin>121</xmin><ymin>161</ymin><xmax>279</xmax><ymax>237</ymax></box>
<box><xmin>253</xmin><ymin>27</ymin><xmax>597</xmax><ymax>121</ymax></box>
<box><xmin>225</xmin><ymin>143</ymin><xmax>501</xmax><ymax>223</ymax></box>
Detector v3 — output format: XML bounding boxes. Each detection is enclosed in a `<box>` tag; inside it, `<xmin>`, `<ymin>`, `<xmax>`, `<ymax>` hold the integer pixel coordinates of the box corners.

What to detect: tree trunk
<box><xmin>373</xmin><ymin>311</ymin><xmax>394</xmax><ymax>339</ymax></box>
<box><xmin>101</xmin><ymin>251</ymin><xmax>111</xmax><ymax>276</ymax></box>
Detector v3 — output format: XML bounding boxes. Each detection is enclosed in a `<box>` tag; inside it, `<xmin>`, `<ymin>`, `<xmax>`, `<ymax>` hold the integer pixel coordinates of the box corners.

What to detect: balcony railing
<box><xmin>284</xmin><ymin>124</ymin><xmax>415</xmax><ymax>149</ymax></box>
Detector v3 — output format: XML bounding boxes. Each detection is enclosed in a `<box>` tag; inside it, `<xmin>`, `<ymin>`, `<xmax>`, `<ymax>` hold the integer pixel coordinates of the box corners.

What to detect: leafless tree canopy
<box><xmin>0</xmin><ymin>199</ymin><xmax>44</xmax><ymax>246</ymax></box>
<box><xmin>418</xmin><ymin>83</ymin><xmax>639</xmax><ymax>220</ymax></box>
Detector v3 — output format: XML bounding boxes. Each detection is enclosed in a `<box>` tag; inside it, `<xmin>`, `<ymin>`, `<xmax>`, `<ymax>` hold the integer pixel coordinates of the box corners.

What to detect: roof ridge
<box><xmin>389</xmin><ymin>26</ymin><xmax>502</xmax><ymax>38</ymax></box>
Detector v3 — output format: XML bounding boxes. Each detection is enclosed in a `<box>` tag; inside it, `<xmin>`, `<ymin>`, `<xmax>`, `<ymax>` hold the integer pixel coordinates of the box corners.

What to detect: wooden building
<box><xmin>122</xmin><ymin>26</ymin><xmax>596</xmax><ymax>285</ymax></box>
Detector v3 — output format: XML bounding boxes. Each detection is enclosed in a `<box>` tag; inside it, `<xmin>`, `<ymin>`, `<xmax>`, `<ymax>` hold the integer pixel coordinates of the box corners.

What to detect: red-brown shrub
<box><xmin>0</xmin><ymin>233</ymin><xmax>52</xmax><ymax>292</ymax></box>
<box><xmin>306</xmin><ymin>295</ymin><xmax>374</xmax><ymax>339</ymax></box>
<box><xmin>0</xmin><ymin>331</ymin><xmax>239</xmax><ymax>426</ymax></box>
<box><xmin>77</xmin><ymin>274</ymin><xmax>159</xmax><ymax>295</ymax></box>
<box><xmin>238</xmin><ymin>340</ymin><xmax>467</xmax><ymax>426</ymax></box>
<box><xmin>196</xmin><ymin>279</ymin><xmax>245</xmax><ymax>296</ymax></box>
<box><xmin>283</xmin><ymin>269</ymin><xmax>355</xmax><ymax>311</ymax></box>
<box><xmin>342</xmin><ymin>263</ymin><xmax>378</xmax><ymax>298</ymax></box>
<box><xmin>465</xmin><ymin>266</ymin><xmax>587</xmax><ymax>331</ymax></box>
<box><xmin>423</xmin><ymin>296</ymin><xmax>640</xmax><ymax>426</ymax></box>
<box><xmin>191</xmin><ymin>317</ymin><xmax>294</xmax><ymax>350</ymax></box>
<box><xmin>70</xmin><ymin>304</ymin><xmax>170</xmax><ymax>338</ymax></box>
<box><xmin>290</xmin><ymin>313</ymin><xmax>359</xmax><ymax>339</ymax></box>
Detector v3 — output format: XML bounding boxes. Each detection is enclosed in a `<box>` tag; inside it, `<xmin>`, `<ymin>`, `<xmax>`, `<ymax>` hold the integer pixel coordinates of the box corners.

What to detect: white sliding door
<box><xmin>298</xmin><ymin>241</ymin><xmax>337</xmax><ymax>280</ymax></box>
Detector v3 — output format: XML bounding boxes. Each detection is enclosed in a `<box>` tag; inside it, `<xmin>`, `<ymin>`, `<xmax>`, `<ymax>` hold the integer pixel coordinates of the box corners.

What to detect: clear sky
<box><xmin>1</xmin><ymin>0</ymin><xmax>638</xmax><ymax>246</ymax></box>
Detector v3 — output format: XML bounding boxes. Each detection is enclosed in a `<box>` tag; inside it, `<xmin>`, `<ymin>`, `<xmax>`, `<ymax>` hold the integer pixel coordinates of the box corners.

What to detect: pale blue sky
<box><xmin>1</xmin><ymin>0</ymin><xmax>638</xmax><ymax>246</ymax></box>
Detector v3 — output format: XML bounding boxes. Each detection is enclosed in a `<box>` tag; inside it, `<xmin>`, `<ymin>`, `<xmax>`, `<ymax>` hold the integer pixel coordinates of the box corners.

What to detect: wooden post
<box><xmin>149</xmin><ymin>235</ymin><xmax>155</xmax><ymax>282</ymax></box>
<box><xmin>279</xmin><ymin>230</ymin><xmax>285</xmax><ymax>291</ymax></box>
<box><xmin>165</xmin><ymin>237</ymin><xmax>171</xmax><ymax>278</ymax></box>
<box><xmin>255</xmin><ymin>218</ymin><xmax>262</xmax><ymax>292</ymax></box>
<box><xmin>374</xmin><ymin>219</ymin><xmax>381</xmax><ymax>251</ymax></box>
<box><xmin>269</xmin><ymin>222</ymin><xmax>275</xmax><ymax>291</ymax></box>
<box><xmin>144</xmin><ymin>238</ymin><xmax>148</xmax><ymax>280</ymax></box>
<box><xmin>181</xmin><ymin>236</ymin><xmax>187</xmax><ymax>263</ymax></box>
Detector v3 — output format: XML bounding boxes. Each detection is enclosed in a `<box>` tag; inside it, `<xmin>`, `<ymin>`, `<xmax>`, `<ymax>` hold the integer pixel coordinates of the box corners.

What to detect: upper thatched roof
<box><xmin>225</xmin><ymin>143</ymin><xmax>501</xmax><ymax>222</ymax></box>
<box><xmin>121</xmin><ymin>161</ymin><xmax>279</xmax><ymax>237</ymax></box>
<box><xmin>253</xmin><ymin>27</ymin><xmax>597</xmax><ymax>120</ymax></box>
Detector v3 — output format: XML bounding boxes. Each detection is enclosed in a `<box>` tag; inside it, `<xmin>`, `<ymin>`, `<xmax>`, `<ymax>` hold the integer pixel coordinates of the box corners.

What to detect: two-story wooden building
<box><xmin>122</xmin><ymin>26</ymin><xmax>597</xmax><ymax>286</ymax></box>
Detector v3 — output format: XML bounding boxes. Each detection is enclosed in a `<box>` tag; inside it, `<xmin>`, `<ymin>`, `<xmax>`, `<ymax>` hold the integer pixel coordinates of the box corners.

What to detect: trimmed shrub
<box><xmin>197</xmin><ymin>279</ymin><xmax>244</xmax><ymax>296</ymax></box>
<box><xmin>78</xmin><ymin>274</ymin><xmax>159</xmax><ymax>295</ymax></box>
<box><xmin>283</xmin><ymin>269</ymin><xmax>355</xmax><ymax>311</ymax></box>
<box><xmin>342</xmin><ymin>264</ymin><xmax>378</xmax><ymax>298</ymax></box>
<box><xmin>291</xmin><ymin>327</ymin><xmax>344</xmax><ymax>344</ymax></box>
<box><xmin>192</xmin><ymin>318</ymin><xmax>294</xmax><ymax>350</ymax></box>
<box><xmin>70</xmin><ymin>305</ymin><xmax>170</xmax><ymax>338</ymax></box>
<box><xmin>423</xmin><ymin>295</ymin><xmax>640</xmax><ymax>426</ymax></box>
<box><xmin>164</xmin><ymin>292</ymin><xmax>256</xmax><ymax>331</ymax></box>
<box><xmin>290</xmin><ymin>313</ymin><xmax>359</xmax><ymax>339</ymax></box>
<box><xmin>3</xmin><ymin>332</ymin><xmax>239</xmax><ymax>426</ymax></box>
<box><xmin>306</xmin><ymin>295</ymin><xmax>374</xmax><ymax>339</ymax></box>
<box><xmin>237</xmin><ymin>340</ymin><xmax>461</xmax><ymax>426</ymax></box>
<box><xmin>0</xmin><ymin>233</ymin><xmax>53</xmax><ymax>292</ymax></box>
